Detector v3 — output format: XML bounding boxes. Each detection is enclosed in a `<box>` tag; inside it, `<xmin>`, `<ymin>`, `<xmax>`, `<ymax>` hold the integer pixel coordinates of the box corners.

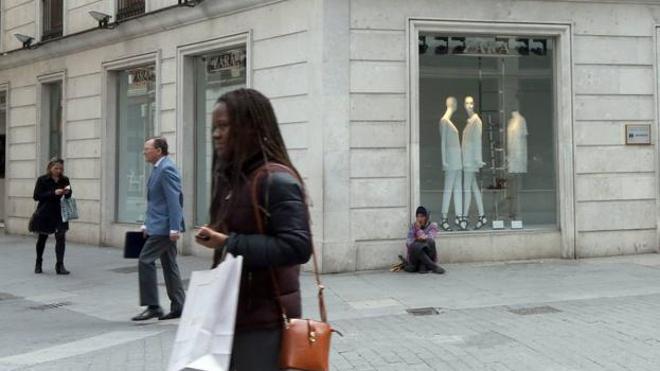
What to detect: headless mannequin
<box><xmin>506</xmin><ymin>111</ymin><xmax>528</xmax><ymax>220</ymax></box>
<box><xmin>439</xmin><ymin>96</ymin><xmax>464</xmax><ymax>231</ymax></box>
<box><xmin>507</xmin><ymin>111</ymin><xmax>528</xmax><ymax>173</ymax></box>
<box><xmin>461</xmin><ymin>96</ymin><xmax>487</xmax><ymax>229</ymax></box>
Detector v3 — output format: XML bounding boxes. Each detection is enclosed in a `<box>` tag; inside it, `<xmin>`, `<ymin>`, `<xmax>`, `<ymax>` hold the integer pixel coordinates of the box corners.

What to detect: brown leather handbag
<box><xmin>271</xmin><ymin>253</ymin><xmax>332</xmax><ymax>371</ymax></box>
<box><xmin>251</xmin><ymin>164</ymin><xmax>334</xmax><ymax>371</ymax></box>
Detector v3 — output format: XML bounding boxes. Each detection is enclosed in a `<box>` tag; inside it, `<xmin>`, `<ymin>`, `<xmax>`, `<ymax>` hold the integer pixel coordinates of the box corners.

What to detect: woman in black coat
<box><xmin>195</xmin><ymin>89</ymin><xmax>312</xmax><ymax>371</ymax></box>
<box><xmin>31</xmin><ymin>158</ymin><xmax>72</xmax><ymax>274</ymax></box>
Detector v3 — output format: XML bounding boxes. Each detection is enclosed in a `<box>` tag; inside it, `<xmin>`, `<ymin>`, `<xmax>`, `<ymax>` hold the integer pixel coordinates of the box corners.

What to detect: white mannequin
<box><xmin>506</xmin><ymin>111</ymin><xmax>528</xmax><ymax>220</ymax></box>
<box><xmin>439</xmin><ymin>96</ymin><xmax>463</xmax><ymax>231</ymax></box>
<box><xmin>507</xmin><ymin>111</ymin><xmax>528</xmax><ymax>173</ymax></box>
<box><xmin>461</xmin><ymin>96</ymin><xmax>486</xmax><ymax>229</ymax></box>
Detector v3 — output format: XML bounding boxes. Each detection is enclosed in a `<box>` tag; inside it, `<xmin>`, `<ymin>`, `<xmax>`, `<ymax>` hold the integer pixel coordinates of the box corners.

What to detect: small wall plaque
<box><xmin>625</xmin><ymin>124</ymin><xmax>651</xmax><ymax>145</ymax></box>
<box><xmin>511</xmin><ymin>220</ymin><xmax>523</xmax><ymax>229</ymax></box>
<box><xmin>492</xmin><ymin>220</ymin><xmax>505</xmax><ymax>229</ymax></box>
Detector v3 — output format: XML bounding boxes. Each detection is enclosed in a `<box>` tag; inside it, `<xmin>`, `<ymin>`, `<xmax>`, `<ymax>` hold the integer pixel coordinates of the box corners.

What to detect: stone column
<box><xmin>309</xmin><ymin>0</ymin><xmax>354</xmax><ymax>272</ymax></box>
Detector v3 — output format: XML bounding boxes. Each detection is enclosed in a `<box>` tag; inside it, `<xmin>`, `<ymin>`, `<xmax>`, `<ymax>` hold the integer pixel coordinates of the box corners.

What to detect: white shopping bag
<box><xmin>168</xmin><ymin>253</ymin><xmax>243</xmax><ymax>371</ymax></box>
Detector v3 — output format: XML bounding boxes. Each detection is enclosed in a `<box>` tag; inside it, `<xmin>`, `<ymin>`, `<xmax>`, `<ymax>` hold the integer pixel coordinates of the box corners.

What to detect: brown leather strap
<box><xmin>249</xmin><ymin>163</ymin><xmax>327</xmax><ymax>323</ymax></box>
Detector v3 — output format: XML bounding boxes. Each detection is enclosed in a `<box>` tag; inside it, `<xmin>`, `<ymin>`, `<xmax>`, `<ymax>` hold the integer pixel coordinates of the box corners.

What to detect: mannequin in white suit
<box><xmin>506</xmin><ymin>111</ymin><xmax>528</xmax><ymax>220</ymax></box>
<box><xmin>439</xmin><ymin>96</ymin><xmax>464</xmax><ymax>231</ymax></box>
<box><xmin>462</xmin><ymin>96</ymin><xmax>487</xmax><ymax>229</ymax></box>
<box><xmin>507</xmin><ymin>111</ymin><xmax>528</xmax><ymax>173</ymax></box>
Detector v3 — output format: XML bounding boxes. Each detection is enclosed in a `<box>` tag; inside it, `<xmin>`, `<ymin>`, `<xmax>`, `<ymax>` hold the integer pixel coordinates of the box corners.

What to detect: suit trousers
<box><xmin>138</xmin><ymin>235</ymin><xmax>185</xmax><ymax>312</ymax></box>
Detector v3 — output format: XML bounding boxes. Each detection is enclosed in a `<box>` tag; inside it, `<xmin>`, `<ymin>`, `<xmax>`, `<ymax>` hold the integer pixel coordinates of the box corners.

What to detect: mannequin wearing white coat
<box><xmin>439</xmin><ymin>96</ymin><xmax>464</xmax><ymax>231</ymax></box>
<box><xmin>462</xmin><ymin>96</ymin><xmax>487</xmax><ymax>229</ymax></box>
<box><xmin>506</xmin><ymin>111</ymin><xmax>528</xmax><ymax>220</ymax></box>
<box><xmin>507</xmin><ymin>111</ymin><xmax>528</xmax><ymax>173</ymax></box>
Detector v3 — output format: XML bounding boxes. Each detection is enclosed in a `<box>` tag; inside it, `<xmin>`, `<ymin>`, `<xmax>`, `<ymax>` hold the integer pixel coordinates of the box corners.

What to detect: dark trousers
<box><xmin>406</xmin><ymin>239</ymin><xmax>438</xmax><ymax>272</ymax></box>
<box><xmin>36</xmin><ymin>232</ymin><xmax>66</xmax><ymax>263</ymax></box>
<box><xmin>138</xmin><ymin>235</ymin><xmax>185</xmax><ymax>312</ymax></box>
<box><xmin>230</xmin><ymin>327</ymin><xmax>282</xmax><ymax>371</ymax></box>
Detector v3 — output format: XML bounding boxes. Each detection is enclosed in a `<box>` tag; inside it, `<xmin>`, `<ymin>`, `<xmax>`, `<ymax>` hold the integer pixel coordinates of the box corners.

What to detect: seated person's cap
<box><xmin>415</xmin><ymin>206</ymin><xmax>428</xmax><ymax>217</ymax></box>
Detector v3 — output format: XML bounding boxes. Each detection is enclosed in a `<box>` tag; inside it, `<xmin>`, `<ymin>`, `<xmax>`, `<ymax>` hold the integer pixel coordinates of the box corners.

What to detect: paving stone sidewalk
<box><xmin>2</xmin><ymin>233</ymin><xmax>660</xmax><ymax>370</ymax></box>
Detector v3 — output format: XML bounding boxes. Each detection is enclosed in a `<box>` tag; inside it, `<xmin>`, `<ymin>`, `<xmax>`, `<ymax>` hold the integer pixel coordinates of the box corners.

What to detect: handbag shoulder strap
<box><xmin>250</xmin><ymin>163</ymin><xmax>328</xmax><ymax>323</ymax></box>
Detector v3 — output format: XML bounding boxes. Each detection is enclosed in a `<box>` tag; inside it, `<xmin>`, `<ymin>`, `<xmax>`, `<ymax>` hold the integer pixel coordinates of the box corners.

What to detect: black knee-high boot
<box><xmin>35</xmin><ymin>234</ymin><xmax>48</xmax><ymax>274</ymax></box>
<box><xmin>54</xmin><ymin>233</ymin><xmax>69</xmax><ymax>275</ymax></box>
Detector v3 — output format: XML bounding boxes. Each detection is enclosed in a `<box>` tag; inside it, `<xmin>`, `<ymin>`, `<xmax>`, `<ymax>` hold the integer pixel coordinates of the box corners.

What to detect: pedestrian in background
<box><xmin>131</xmin><ymin>137</ymin><xmax>186</xmax><ymax>322</ymax></box>
<box><xmin>195</xmin><ymin>88</ymin><xmax>312</xmax><ymax>371</ymax></box>
<box><xmin>31</xmin><ymin>157</ymin><xmax>72</xmax><ymax>275</ymax></box>
<box><xmin>404</xmin><ymin>206</ymin><xmax>445</xmax><ymax>274</ymax></box>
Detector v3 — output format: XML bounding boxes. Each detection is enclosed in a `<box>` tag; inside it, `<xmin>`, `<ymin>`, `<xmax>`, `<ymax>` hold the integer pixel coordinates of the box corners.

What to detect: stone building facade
<box><xmin>0</xmin><ymin>0</ymin><xmax>658</xmax><ymax>272</ymax></box>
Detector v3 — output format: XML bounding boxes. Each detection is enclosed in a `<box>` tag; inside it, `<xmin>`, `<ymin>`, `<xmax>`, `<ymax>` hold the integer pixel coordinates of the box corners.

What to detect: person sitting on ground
<box><xmin>404</xmin><ymin>206</ymin><xmax>445</xmax><ymax>274</ymax></box>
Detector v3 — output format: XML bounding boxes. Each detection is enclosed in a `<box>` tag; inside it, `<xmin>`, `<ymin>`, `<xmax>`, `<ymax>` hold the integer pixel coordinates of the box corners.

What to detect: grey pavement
<box><xmin>2</xmin><ymin>233</ymin><xmax>660</xmax><ymax>370</ymax></box>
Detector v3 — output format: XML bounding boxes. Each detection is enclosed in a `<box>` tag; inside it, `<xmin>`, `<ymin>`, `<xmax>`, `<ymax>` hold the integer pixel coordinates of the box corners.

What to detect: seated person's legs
<box><xmin>404</xmin><ymin>241</ymin><xmax>426</xmax><ymax>272</ymax></box>
<box><xmin>425</xmin><ymin>239</ymin><xmax>438</xmax><ymax>262</ymax></box>
<box><xmin>419</xmin><ymin>239</ymin><xmax>445</xmax><ymax>274</ymax></box>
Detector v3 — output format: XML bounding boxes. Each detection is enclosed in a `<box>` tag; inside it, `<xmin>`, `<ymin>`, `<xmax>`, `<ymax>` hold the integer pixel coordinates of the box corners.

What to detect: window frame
<box><xmin>0</xmin><ymin>83</ymin><xmax>8</xmax><ymax>226</ymax></box>
<box><xmin>0</xmin><ymin>5</ymin><xmax>4</xmax><ymax>52</ymax></box>
<box><xmin>101</xmin><ymin>51</ymin><xmax>161</xmax><ymax>227</ymax></box>
<box><xmin>37</xmin><ymin>71</ymin><xmax>66</xmax><ymax>167</ymax></box>
<box><xmin>176</xmin><ymin>31</ymin><xmax>251</xmax><ymax>253</ymax></box>
<box><xmin>407</xmin><ymin>19</ymin><xmax>575</xmax><ymax>257</ymax></box>
<box><xmin>40</xmin><ymin>0</ymin><xmax>64</xmax><ymax>41</ymax></box>
<box><xmin>116</xmin><ymin>0</ymin><xmax>146</xmax><ymax>22</ymax></box>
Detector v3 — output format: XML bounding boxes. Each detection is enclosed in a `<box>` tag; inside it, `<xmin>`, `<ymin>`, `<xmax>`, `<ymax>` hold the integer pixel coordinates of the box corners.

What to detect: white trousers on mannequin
<box><xmin>507</xmin><ymin>174</ymin><xmax>522</xmax><ymax>219</ymax></box>
<box><xmin>463</xmin><ymin>171</ymin><xmax>484</xmax><ymax>216</ymax></box>
<box><xmin>442</xmin><ymin>170</ymin><xmax>463</xmax><ymax>218</ymax></box>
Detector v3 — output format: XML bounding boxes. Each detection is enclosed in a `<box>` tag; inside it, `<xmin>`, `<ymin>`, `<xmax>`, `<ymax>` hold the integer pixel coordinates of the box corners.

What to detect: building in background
<box><xmin>0</xmin><ymin>0</ymin><xmax>658</xmax><ymax>272</ymax></box>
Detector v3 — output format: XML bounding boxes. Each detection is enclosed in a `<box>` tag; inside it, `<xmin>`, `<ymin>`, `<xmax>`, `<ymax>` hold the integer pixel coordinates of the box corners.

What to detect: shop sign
<box><xmin>419</xmin><ymin>36</ymin><xmax>547</xmax><ymax>56</ymax></box>
<box><xmin>206</xmin><ymin>48</ymin><xmax>246</xmax><ymax>86</ymax></box>
<box><xmin>128</xmin><ymin>67</ymin><xmax>155</xmax><ymax>97</ymax></box>
<box><xmin>625</xmin><ymin>124</ymin><xmax>651</xmax><ymax>145</ymax></box>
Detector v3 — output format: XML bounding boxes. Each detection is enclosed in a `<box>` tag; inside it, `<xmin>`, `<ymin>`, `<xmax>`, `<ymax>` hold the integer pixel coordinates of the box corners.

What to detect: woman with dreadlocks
<box><xmin>195</xmin><ymin>88</ymin><xmax>312</xmax><ymax>370</ymax></box>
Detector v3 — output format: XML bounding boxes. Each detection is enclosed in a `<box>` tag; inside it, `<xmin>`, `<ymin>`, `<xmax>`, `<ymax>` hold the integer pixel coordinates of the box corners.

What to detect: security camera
<box><xmin>14</xmin><ymin>34</ymin><xmax>34</xmax><ymax>48</ymax></box>
<box><xmin>89</xmin><ymin>11</ymin><xmax>112</xmax><ymax>28</ymax></box>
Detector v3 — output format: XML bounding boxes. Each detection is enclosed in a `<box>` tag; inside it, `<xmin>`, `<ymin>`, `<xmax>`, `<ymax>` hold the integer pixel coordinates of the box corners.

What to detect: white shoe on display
<box><xmin>457</xmin><ymin>216</ymin><xmax>468</xmax><ymax>231</ymax></box>
<box><xmin>440</xmin><ymin>218</ymin><xmax>453</xmax><ymax>231</ymax></box>
<box><xmin>475</xmin><ymin>215</ymin><xmax>487</xmax><ymax>230</ymax></box>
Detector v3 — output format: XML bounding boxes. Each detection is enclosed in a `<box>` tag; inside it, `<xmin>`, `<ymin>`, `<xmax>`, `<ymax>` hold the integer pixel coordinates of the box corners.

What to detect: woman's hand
<box><xmin>54</xmin><ymin>189</ymin><xmax>64</xmax><ymax>196</ymax></box>
<box><xmin>195</xmin><ymin>226</ymin><xmax>229</xmax><ymax>249</ymax></box>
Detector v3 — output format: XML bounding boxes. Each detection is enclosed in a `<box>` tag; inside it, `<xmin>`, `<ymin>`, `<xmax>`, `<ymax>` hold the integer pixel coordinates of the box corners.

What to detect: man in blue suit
<box><xmin>131</xmin><ymin>137</ymin><xmax>186</xmax><ymax>321</ymax></box>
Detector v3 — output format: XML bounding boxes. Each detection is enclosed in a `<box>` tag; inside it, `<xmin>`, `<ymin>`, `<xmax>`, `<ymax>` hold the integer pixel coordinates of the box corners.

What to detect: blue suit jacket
<box><xmin>145</xmin><ymin>156</ymin><xmax>185</xmax><ymax>236</ymax></box>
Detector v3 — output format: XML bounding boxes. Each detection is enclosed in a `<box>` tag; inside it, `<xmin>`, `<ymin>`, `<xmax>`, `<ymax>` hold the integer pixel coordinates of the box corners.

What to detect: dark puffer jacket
<box><xmin>220</xmin><ymin>162</ymin><xmax>312</xmax><ymax>330</ymax></box>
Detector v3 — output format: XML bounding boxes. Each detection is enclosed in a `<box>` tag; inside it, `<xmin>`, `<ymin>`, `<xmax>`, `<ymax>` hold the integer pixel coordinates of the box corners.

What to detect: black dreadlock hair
<box><xmin>209</xmin><ymin>88</ymin><xmax>303</xmax><ymax>232</ymax></box>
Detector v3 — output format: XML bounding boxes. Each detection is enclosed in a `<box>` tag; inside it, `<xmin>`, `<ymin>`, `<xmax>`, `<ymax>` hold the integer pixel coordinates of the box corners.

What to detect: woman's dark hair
<box><xmin>46</xmin><ymin>157</ymin><xmax>64</xmax><ymax>176</ymax></box>
<box><xmin>209</xmin><ymin>88</ymin><xmax>302</xmax><ymax>231</ymax></box>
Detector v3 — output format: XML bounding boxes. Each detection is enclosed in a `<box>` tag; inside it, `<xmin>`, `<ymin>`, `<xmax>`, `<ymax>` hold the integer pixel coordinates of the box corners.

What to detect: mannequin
<box><xmin>462</xmin><ymin>96</ymin><xmax>487</xmax><ymax>229</ymax></box>
<box><xmin>507</xmin><ymin>111</ymin><xmax>528</xmax><ymax>173</ymax></box>
<box><xmin>439</xmin><ymin>96</ymin><xmax>464</xmax><ymax>231</ymax></box>
<box><xmin>506</xmin><ymin>111</ymin><xmax>528</xmax><ymax>220</ymax></box>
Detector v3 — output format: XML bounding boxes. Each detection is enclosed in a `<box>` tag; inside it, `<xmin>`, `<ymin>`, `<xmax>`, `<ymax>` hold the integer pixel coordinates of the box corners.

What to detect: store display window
<box><xmin>418</xmin><ymin>34</ymin><xmax>556</xmax><ymax>231</ymax></box>
<box><xmin>116</xmin><ymin>65</ymin><xmax>156</xmax><ymax>223</ymax></box>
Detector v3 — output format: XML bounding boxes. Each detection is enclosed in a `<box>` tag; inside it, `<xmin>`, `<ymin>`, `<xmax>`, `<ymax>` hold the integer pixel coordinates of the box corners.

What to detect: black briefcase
<box><xmin>124</xmin><ymin>231</ymin><xmax>146</xmax><ymax>259</ymax></box>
